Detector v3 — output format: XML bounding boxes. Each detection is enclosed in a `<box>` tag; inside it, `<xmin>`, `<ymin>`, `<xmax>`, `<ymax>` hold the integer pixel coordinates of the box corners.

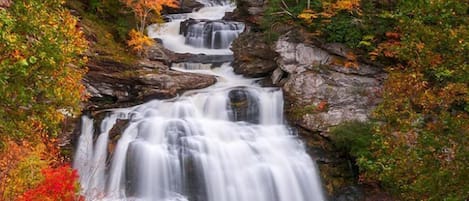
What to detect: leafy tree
<box><xmin>323</xmin><ymin>0</ymin><xmax>469</xmax><ymax>200</ymax></box>
<box><xmin>120</xmin><ymin>0</ymin><xmax>178</xmax><ymax>34</ymax></box>
<box><xmin>0</xmin><ymin>0</ymin><xmax>88</xmax><ymax>139</ymax></box>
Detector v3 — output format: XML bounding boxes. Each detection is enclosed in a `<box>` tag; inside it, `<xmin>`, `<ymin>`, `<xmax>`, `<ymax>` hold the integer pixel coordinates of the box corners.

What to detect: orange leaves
<box><xmin>385</xmin><ymin>31</ymin><xmax>400</xmax><ymax>40</ymax></box>
<box><xmin>127</xmin><ymin>29</ymin><xmax>155</xmax><ymax>56</ymax></box>
<box><xmin>328</xmin><ymin>0</ymin><xmax>361</xmax><ymax>13</ymax></box>
<box><xmin>18</xmin><ymin>165</ymin><xmax>83</xmax><ymax>201</ymax></box>
<box><xmin>299</xmin><ymin>0</ymin><xmax>361</xmax><ymax>22</ymax></box>
<box><xmin>121</xmin><ymin>0</ymin><xmax>178</xmax><ymax>33</ymax></box>
<box><xmin>344</xmin><ymin>52</ymin><xmax>359</xmax><ymax>68</ymax></box>
<box><xmin>316</xmin><ymin>100</ymin><xmax>329</xmax><ymax>112</ymax></box>
<box><xmin>121</xmin><ymin>0</ymin><xmax>178</xmax><ymax>16</ymax></box>
<box><xmin>297</xmin><ymin>9</ymin><xmax>319</xmax><ymax>24</ymax></box>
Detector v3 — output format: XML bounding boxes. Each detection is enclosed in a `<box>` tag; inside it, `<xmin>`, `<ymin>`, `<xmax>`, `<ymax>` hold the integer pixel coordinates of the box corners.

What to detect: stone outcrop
<box><xmin>231</xmin><ymin>32</ymin><xmax>278</xmax><ymax>77</ymax></box>
<box><xmin>164</xmin><ymin>0</ymin><xmax>204</xmax><ymax>14</ymax></box>
<box><xmin>231</xmin><ymin>29</ymin><xmax>388</xmax><ymax>199</ymax></box>
<box><xmin>231</xmin><ymin>0</ymin><xmax>267</xmax><ymax>27</ymax></box>
<box><xmin>84</xmin><ymin>59</ymin><xmax>216</xmax><ymax>110</ymax></box>
<box><xmin>274</xmin><ymin>32</ymin><xmax>386</xmax><ymax>133</ymax></box>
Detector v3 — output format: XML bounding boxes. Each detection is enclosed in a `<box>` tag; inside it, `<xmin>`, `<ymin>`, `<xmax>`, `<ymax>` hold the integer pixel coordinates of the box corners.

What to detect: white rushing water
<box><xmin>74</xmin><ymin>1</ymin><xmax>326</xmax><ymax>201</ymax></box>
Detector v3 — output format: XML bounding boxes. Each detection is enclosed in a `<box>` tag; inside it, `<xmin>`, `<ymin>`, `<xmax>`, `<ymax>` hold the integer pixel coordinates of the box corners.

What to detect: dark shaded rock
<box><xmin>333</xmin><ymin>186</ymin><xmax>365</xmax><ymax>201</ymax></box>
<box><xmin>108</xmin><ymin>119</ymin><xmax>130</xmax><ymax>155</ymax></box>
<box><xmin>163</xmin><ymin>0</ymin><xmax>204</xmax><ymax>14</ymax></box>
<box><xmin>231</xmin><ymin>32</ymin><xmax>278</xmax><ymax>77</ymax></box>
<box><xmin>232</xmin><ymin>0</ymin><xmax>267</xmax><ymax>27</ymax></box>
<box><xmin>227</xmin><ymin>88</ymin><xmax>260</xmax><ymax>124</ymax></box>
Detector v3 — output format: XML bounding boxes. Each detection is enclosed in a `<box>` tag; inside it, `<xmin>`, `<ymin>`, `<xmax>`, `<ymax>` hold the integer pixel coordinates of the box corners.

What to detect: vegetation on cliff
<box><xmin>0</xmin><ymin>0</ymin><xmax>87</xmax><ymax>199</ymax></box>
<box><xmin>0</xmin><ymin>0</ymin><xmax>179</xmax><ymax>199</ymax></box>
<box><xmin>264</xmin><ymin>0</ymin><xmax>468</xmax><ymax>200</ymax></box>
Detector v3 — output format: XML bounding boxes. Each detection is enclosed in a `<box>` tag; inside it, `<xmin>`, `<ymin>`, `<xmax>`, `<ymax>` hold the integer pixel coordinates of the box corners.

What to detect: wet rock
<box><xmin>232</xmin><ymin>0</ymin><xmax>267</xmax><ymax>26</ymax></box>
<box><xmin>231</xmin><ymin>32</ymin><xmax>278</xmax><ymax>77</ymax></box>
<box><xmin>164</xmin><ymin>0</ymin><xmax>204</xmax><ymax>14</ymax></box>
<box><xmin>137</xmin><ymin>70</ymin><xmax>217</xmax><ymax>101</ymax></box>
<box><xmin>84</xmin><ymin>59</ymin><xmax>216</xmax><ymax>110</ymax></box>
<box><xmin>108</xmin><ymin>119</ymin><xmax>130</xmax><ymax>155</ymax></box>
<box><xmin>227</xmin><ymin>88</ymin><xmax>260</xmax><ymax>124</ymax></box>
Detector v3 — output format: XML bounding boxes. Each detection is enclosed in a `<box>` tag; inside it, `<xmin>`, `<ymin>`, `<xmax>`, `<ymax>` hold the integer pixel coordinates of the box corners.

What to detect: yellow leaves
<box><xmin>297</xmin><ymin>9</ymin><xmax>319</xmax><ymax>24</ymax></box>
<box><xmin>120</xmin><ymin>0</ymin><xmax>179</xmax><ymax>19</ymax></box>
<box><xmin>298</xmin><ymin>0</ymin><xmax>362</xmax><ymax>33</ymax></box>
<box><xmin>344</xmin><ymin>52</ymin><xmax>359</xmax><ymax>68</ymax></box>
<box><xmin>127</xmin><ymin>29</ymin><xmax>155</xmax><ymax>56</ymax></box>
<box><xmin>329</xmin><ymin>0</ymin><xmax>361</xmax><ymax>12</ymax></box>
<box><xmin>323</xmin><ymin>0</ymin><xmax>361</xmax><ymax>16</ymax></box>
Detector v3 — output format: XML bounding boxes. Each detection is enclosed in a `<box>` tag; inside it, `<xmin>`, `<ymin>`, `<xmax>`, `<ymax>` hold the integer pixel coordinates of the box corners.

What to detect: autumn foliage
<box><xmin>0</xmin><ymin>0</ymin><xmax>88</xmax><ymax>139</ymax></box>
<box><xmin>266</xmin><ymin>0</ymin><xmax>469</xmax><ymax>200</ymax></box>
<box><xmin>120</xmin><ymin>0</ymin><xmax>178</xmax><ymax>33</ymax></box>
<box><xmin>0</xmin><ymin>0</ymin><xmax>87</xmax><ymax>200</ymax></box>
<box><xmin>18</xmin><ymin>165</ymin><xmax>83</xmax><ymax>201</ymax></box>
<box><xmin>127</xmin><ymin>29</ymin><xmax>155</xmax><ymax>56</ymax></box>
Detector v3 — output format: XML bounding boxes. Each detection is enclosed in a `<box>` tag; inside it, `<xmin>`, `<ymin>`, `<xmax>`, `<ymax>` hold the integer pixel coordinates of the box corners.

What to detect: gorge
<box><xmin>74</xmin><ymin>1</ymin><xmax>327</xmax><ymax>200</ymax></box>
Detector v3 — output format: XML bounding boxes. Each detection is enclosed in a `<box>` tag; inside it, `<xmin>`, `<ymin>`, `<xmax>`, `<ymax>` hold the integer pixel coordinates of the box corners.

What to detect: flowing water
<box><xmin>74</xmin><ymin>1</ymin><xmax>326</xmax><ymax>200</ymax></box>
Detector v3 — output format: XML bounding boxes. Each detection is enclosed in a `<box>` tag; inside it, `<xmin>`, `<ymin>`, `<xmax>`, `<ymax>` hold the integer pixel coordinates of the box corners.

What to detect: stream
<box><xmin>73</xmin><ymin>1</ymin><xmax>326</xmax><ymax>200</ymax></box>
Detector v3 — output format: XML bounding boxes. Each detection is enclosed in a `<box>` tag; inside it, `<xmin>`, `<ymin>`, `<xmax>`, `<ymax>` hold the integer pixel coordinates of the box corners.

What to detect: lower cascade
<box><xmin>73</xmin><ymin>1</ymin><xmax>326</xmax><ymax>201</ymax></box>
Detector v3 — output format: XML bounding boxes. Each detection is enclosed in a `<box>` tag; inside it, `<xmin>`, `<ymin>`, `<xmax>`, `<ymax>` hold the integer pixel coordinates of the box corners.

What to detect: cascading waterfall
<box><xmin>74</xmin><ymin>1</ymin><xmax>326</xmax><ymax>201</ymax></box>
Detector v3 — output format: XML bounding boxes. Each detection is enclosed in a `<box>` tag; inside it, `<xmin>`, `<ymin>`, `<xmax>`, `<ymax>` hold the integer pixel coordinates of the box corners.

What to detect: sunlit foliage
<box><xmin>127</xmin><ymin>29</ymin><xmax>155</xmax><ymax>56</ymax></box>
<box><xmin>120</xmin><ymin>0</ymin><xmax>178</xmax><ymax>33</ymax></box>
<box><xmin>18</xmin><ymin>165</ymin><xmax>83</xmax><ymax>201</ymax></box>
<box><xmin>0</xmin><ymin>0</ymin><xmax>88</xmax><ymax>139</ymax></box>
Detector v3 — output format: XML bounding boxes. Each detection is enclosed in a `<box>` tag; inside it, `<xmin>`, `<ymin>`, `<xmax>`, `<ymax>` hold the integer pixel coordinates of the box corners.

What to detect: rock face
<box><xmin>231</xmin><ymin>29</ymin><xmax>388</xmax><ymax>198</ymax></box>
<box><xmin>232</xmin><ymin>30</ymin><xmax>385</xmax><ymax>132</ymax></box>
<box><xmin>231</xmin><ymin>0</ymin><xmax>267</xmax><ymax>26</ymax></box>
<box><xmin>231</xmin><ymin>32</ymin><xmax>278</xmax><ymax>77</ymax></box>
<box><xmin>272</xmin><ymin>32</ymin><xmax>386</xmax><ymax>133</ymax></box>
<box><xmin>84</xmin><ymin>59</ymin><xmax>216</xmax><ymax>110</ymax></box>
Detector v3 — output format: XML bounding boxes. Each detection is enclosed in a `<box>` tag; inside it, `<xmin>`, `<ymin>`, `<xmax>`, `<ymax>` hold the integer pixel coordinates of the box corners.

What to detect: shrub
<box><xmin>18</xmin><ymin>165</ymin><xmax>83</xmax><ymax>201</ymax></box>
<box><xmin>330</xmin><ymin>121</ymin><xmax>375</xmax><ymax>159</ymax></box>
<box><xmin>126</xmin><ymin>29</ymin><xmax>155</xmax><ymax>57</ymax></box>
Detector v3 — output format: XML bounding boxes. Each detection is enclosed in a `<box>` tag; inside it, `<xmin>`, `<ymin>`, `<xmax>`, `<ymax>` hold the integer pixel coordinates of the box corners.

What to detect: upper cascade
<box><xmin>148</xmin><ymin>1</ymin><xmax>240</xmax><ymax>55</ymax></box>
<box><xmin>180</xmin><ymin>19</ymin><xmax>245</xmax><ymax>49</ymax></box>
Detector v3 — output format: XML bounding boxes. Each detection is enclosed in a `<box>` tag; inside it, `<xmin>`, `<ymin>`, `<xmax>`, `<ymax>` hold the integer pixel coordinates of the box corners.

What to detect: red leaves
<box><xmin>18</xmin><ymin>165</ymin><xmax>83</xmax><ymax>201</ymax></box>
<box><xmin>385</xmin><ymin>31</ymin><xmax>400</xmax><ymax>40</ymax></box>
<box><xmin>316</xmin><ymin>100</ymin><xmax>329</xmax><ymax>112</ymax></box>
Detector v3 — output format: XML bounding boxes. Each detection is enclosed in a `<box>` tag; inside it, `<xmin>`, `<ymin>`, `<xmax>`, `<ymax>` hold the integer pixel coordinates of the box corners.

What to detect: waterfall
<box><xmin>74</xmin><ymin>1</ymin><xmax>326</xmax><ymax>201</ymax></box>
